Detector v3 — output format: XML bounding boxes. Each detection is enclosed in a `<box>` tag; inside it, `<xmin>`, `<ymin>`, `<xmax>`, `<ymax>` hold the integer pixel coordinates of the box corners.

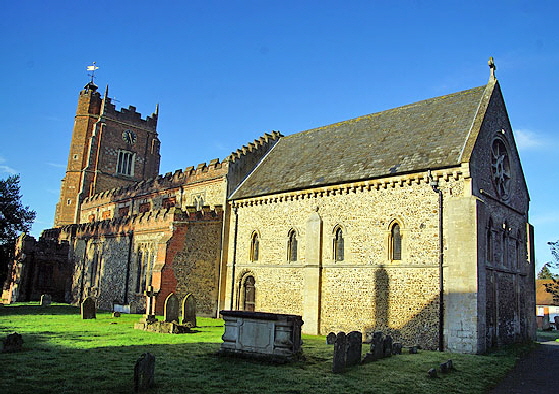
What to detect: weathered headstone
<box><xmin>164</xmin><ymin>293</ymin><xmax>179</xmax><ymax>323</ymax></box>
<box><xmin>134</xmin><ymin>353</ymin><xmax>155</xmax><ymax>392</ymax></box>
<box><xmin>440</xmin><ymin>359</ymin><xmax>454</xmax><ymax>373</ymax></box>
<box><xmin>362</xmin><ymin>351</ymin><xmax>376</xmax><ymax>364</ymax></box>
<box><xmin>112</xmin><ymin>311</ymin><xmax>121</xmax><ymax>318</ymax></box>
<box><xmin>428</xmin><ymin>368</ymin><xmax>438</xmax><ymax>378</ymax></box>
<box><xmin>409</xmin><ymin>346</ymin><xmax>418</xmax><ymax>354</ymax></box>
<box><xmin>383</xmin><ymin>334</ymin><xmax>393</xmax><ymax>357</ymax></box>
<box><xmin>2</xmin><ymin>332</ymin><xmax>23</xmax><ymax>353</ymax></box>
<box><xmin>392</xmin><ymin>342</ymin><xmax>403</xmax><ymax>355</ymax></box>
<box><xmin>181</xmin><ymin>294</ymin><xmax>196</xmax><ymax>327</ymax></box>
<box><xmin>40</xmin><ymin>294</ymin><xmax>52</xmax><ymax>306</ymax></box>
<box><xmin>326</xmin><ymin>332</ymin><xmax>336</xmax><ymax>345</ymax></box>
<box><xmin>346</xmin><ymin>331</ymin><xmax>362</xmax><ymax>367</ymax></box>
<box><xmin>373</xmin><ymin>332</ymin><xmax>384</xmax><ymax>360</ymax></box>
<box><xmin>81</xmin><ymin>297</ymin><xmax>96</xmax><ymax>319</ymax></box>
<box><xmin>332</xmin><ymin>332</ymin><xmax>347</xmax><ymax>373</ymax></box>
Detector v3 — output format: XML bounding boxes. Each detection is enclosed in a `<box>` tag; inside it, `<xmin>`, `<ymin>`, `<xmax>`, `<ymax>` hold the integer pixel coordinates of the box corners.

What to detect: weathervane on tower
<box><xmin>87</xmin><ymin>62</ymin><xmax>99</xmax><ymax>83</ymax></box>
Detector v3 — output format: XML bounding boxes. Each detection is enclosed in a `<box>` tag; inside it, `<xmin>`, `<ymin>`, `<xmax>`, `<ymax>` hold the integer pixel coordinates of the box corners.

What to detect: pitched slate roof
<box><xmin>231</xmin><ymin>82</ymin><xmax>494</xmax><ymax>200</ymax></box>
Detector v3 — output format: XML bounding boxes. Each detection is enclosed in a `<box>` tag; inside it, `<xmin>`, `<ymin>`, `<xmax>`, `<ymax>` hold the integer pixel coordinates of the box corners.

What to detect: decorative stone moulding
<box><xmin>219</xmin><ymin>310</ymin><xmax>304</xmax><ymax>361</ymax></box>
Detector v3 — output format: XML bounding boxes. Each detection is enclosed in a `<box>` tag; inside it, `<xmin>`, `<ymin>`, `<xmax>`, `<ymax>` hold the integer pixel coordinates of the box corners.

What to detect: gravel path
<box><xmin>489</xmin><ymin>341</ymin><xmax>559</xmax><ymax>394</ymax></box>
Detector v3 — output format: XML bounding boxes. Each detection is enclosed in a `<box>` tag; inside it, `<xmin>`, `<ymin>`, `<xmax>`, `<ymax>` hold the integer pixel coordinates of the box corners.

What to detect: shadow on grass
<box><xmin>0</xmin><ymin>303</ymin><xmax>80</xmax><ymax>316</ymax></box>
<box><xmin>0</xmin><ymin>304</ymin><xmax>532</xmax><ymax>394</ymax></box>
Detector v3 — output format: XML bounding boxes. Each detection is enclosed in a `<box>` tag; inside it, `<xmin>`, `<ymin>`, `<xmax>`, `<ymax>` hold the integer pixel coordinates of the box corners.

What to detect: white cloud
<box><xmin>46</xmin><ymin>162</ymin><xmax>66</xmax><ymax>168</ymax></box>
<box><xmin>514</xmin><ymin>128</ymin><xmax>546</xmax><ymax>151</ymax></box>
<box><xmin>0</xmin><ymin>156</ymin><xmax>18</xmax><ymax>175</ymax></box>
<box><xmin>0</xmin><ymin>165</ymin><xmax>18</xmax><ymax>175</ymax></box>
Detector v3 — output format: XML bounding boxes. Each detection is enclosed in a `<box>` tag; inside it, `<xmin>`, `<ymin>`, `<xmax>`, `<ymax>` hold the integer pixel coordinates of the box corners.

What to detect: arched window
<box><xmin>486</xmin><ymin>219</ymin><xmax>493</xmax><ymax>264</ymax></box>
<box><xmin>287</xmin><ymin>229</ymin><xmax>298</xmax><ymax>261</ymax></box>
<box><xmin>391</xmin><ymin>223</ymin><xmax>402</xmax><ymax>260</ymax></box>
<box><xmin>243</xmin><ymin>275</ymin><xmax>256</xmax><ymax>312</ymax></box>
<box><xmin>515</xmin><ymin>230</ymin><xmax>522</xmax><ymax>270</ymax></box>
<box><xmin>334</xmin><ymin>227</ymin><xmax>344</xmax><ymax>261</ymax></box>
<box><xmin>135</xmin><ymin>250</ymin><xmax>144</xmax><ymax>294</ymax></box>
<box><xmin>502</xmin><ymin>222</ymin><xmax>509</xmax><ymax>267</ymax></box>
<box><xmin>250</xmin><ymin>232</ymin><xmax>259</xmax><ymax>261</ymax></box>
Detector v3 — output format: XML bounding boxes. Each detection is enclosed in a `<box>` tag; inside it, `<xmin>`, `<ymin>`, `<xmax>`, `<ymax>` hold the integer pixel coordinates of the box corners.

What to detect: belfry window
<box><xmin>334</xmin><ymin>227</ymin><xmax>344</xmax><ymax>261</ymax></box>
<box><xmin>250</xmin><ymin>232</ymin><xmax>259</xmax><ymax>261</ymax></box>
<box><xmin>117</xmin><ymin>150</ymin><xmax>135</xmax><ymax>176</ymax></box>
<box><xmin>288</xmin><ymin>229</ymin><xmax>298</xmax><ymax>262</ymax></box>
<box><xmin>391</xmin><ymin>223</ymin><xmax>402</xmax><ymax>260</ymax></box>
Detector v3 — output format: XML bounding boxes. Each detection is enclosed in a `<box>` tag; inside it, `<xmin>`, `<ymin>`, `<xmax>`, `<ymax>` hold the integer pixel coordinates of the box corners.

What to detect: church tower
<box><xmin>54</xmin><ymin>81</ymin><xmax>160</xmax><ymax>227</ymax></box>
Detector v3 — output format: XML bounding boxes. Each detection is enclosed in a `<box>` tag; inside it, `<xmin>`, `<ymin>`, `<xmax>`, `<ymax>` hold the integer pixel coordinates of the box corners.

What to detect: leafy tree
<box><xmin>538</xmin><ymin>264</ymin><xmax>556</xmax><ymax>280</ymax></box>
<box><xmin>543</xmin><ymin>241</ymin><xmax>559</xmax><ymax>302</ymax></box>
<box><xmin>0</xmin><ymin>175</ymin><xmax>36</xmax><ymax>244</ymax></box>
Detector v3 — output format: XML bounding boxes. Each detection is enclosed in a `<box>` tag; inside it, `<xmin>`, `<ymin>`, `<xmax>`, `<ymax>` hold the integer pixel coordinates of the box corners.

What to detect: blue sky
<box><xmin>1</xmin><ymin>1</ymin><xmax>557</xmax><ymax>270</ymax></box>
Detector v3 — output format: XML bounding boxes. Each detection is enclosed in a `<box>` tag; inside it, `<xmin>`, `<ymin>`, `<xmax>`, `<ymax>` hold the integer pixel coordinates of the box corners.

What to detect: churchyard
<box><xmin>0</xmin><ymin>303</ymin><xmax>531</xmax><ymax>393</ymax></box>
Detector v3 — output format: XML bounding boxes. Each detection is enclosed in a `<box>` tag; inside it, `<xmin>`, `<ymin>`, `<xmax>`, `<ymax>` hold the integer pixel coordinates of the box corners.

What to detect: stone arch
<box><xmin>385</xmin><ymin>218</ymin><xmax>406</xmax><ymax>262</ymax></box>
<box><xmin>237</xmin><ymin>271</ymin><xmax>257</xmax><ymax>312</ymax></box>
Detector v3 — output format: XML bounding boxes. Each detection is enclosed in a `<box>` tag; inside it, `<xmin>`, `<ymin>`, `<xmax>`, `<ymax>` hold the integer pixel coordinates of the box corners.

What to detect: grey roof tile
<box><xmin>231</xmin><ymin>84</ymin><xmax>489</xmax><ymax>200</ymax></box>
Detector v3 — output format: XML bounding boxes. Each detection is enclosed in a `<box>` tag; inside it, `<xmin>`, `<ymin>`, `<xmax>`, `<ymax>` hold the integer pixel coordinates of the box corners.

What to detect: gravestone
<box><xmin>40</xmin><ymin>294</ymin><xmax>52</xmax><ymax>306</ymax></box>
<box><xmin>2</xmin><ymin>332</ymin><xmax>23</xmax><ymax>353</ymax></box>
<box><xmin>373</xmin><ymin>332</ymin><xmax>384</xmax><ymax>360</ymax></box>
<box><xmin>392</xmin><ymin>342</ymin><xmax>403</xmax><ymax>355</ymax></box>
<box><xmin>164</xmin><ymin>293</ymin><xmax>179</xmax><ymax>323</ymax></box>
<box><xmin>134</xmin><ymin>353</ymin><xmax>155</xmax><ymax>392</ymax></box>
<box><xmin>409</xmin><ymin>346</ymin><xmax>418</xmax><ymax>354</ymax></box>
<box><xmin>332</xmin><ymin>332</ymin><xmax>347</xmax><ymax>373</ymax></box>
<box><xmin>428</xmin><ymin>368</ymin><xmax>438</xmax><ymax>378</ymax></box>
<box><xmin>326</xmin><ymin>332</ymin><xmax>336</xmax><ymax>345</ymax></box>
<box><xmin>440</xmin><ymin>359</ymin><xmax>453</xmax><ymax>373</ymax></box>
<box><xmin>81</xmin><ymin>297</ymin><xmax>96</xmax><ymax>319</ymax></box>
<box><xmin>346</xmin><ymin>331</ymin><xmax>362</xmax><ymax>367</ymax></box>
<box><xmin>181</xmin><ymin>294</ymin><xmax>196</xmax><ymax>327</ymax></box>
<box><xmin>383</xmin><ymin>334</ymin><xmax>393</xmax><ymax>357</ymax></box>
<box><xmin>112</xmin><ymin>312</ymin><xmax>121</xmax><ymax>318</ymax></box>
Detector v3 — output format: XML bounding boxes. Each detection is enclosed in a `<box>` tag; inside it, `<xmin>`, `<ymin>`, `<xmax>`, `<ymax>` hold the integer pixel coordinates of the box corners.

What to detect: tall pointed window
<box><xmin>135</xmin><ymin>250</ymin><xmax>144</xmax><ymax>294</ymax></box>
<box><xmin>391</xmin><ymin>223</ymin><xmax>402</xmax><ymax>260</ymax></box>
<box><xmin>287</xmin><ymin>229</ymin><xmax>298</xmax><ymax>262</ymax></box>
<box><xmin>334</xmin><ymin>227</ymin><xmax>344</xmax><ymax>261</ymax></box>
<box><xmin>250</xmin><ymin>232</ymin><xmax>259</xmax><ymax>261</ymax></box>
<box><xmin>486</xmin><ymin>219</ymin><xmax>493</xmax><ymax>264</ymax></box>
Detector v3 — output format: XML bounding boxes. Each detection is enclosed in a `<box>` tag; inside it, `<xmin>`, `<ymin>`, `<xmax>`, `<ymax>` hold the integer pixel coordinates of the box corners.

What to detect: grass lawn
<box><xmin>0</xmin><ymin>303</ymin><xmax>532</xmax><ymax>394</ymax></box>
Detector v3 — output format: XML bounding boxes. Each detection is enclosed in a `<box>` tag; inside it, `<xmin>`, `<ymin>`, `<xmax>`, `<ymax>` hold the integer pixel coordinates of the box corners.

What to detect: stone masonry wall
<box><xmin>227</xmin><ymin>170</ymin><xmax>464</xmax><ymax>349</ymax></box>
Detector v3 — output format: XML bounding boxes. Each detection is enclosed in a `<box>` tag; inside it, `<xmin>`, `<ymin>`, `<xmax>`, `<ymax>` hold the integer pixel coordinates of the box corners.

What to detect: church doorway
<box><xmin>243</xmin><ymin>275</ymin><xmax>256</xmax><ymax>312</ymax></box>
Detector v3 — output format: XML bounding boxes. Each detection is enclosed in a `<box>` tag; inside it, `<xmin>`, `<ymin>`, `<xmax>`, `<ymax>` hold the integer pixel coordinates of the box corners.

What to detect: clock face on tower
<box><xmin>122</xmin><ymin>129</ymin><xmax>137</xmax><ymax>144</ymax></box>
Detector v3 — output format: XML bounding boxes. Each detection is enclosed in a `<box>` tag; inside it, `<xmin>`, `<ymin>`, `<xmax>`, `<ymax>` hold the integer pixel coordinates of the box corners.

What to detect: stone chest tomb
<box><xmin>219</xmin><ymin>311</ymin><xmax>303</xmax><ymax>360</ymax></box>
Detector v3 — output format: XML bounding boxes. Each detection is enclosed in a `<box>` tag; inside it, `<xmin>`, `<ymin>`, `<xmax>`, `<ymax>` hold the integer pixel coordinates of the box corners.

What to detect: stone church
<box><xmin>3</xmin><ymin>61</ymin><xmax>536</xmax><ymax>353</ymax></box>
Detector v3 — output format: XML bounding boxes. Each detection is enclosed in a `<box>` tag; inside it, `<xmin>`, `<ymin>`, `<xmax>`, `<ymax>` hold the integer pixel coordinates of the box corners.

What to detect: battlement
<box><xmin>53</xmin><ymin>205</ymin><xmax>223</xmax><ymax>238</ymax></box>
<box><xmin>103</xmin><ymin>98</ymin><xmax>158</xmax><ymax>129</ymax></box>
<box><xmin>226</xmin><ymin>130</ymin><xmax>283</xmax><ymax>163</ymax></box>
<box><xmin>82</xmin><ymin>158</ymin><xmax>226</xmax><ymax>205</ymax></box>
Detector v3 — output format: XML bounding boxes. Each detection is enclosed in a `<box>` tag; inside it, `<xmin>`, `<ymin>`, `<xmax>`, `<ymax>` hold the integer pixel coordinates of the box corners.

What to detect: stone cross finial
<box><xmin>488</xmin><ymin>57</ymin><xmax>496</xmax><ymax>80</ymax></box>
